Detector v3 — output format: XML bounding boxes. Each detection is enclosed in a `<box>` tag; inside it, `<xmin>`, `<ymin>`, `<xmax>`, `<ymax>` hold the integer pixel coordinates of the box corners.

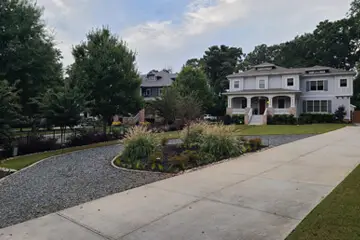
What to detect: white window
<box><xmin>287</xmin><ymin>78</ymin><xmax>294</xmax><ymax>86</ymax></box>
<box><xmin>145</xmin><ymin>89</ymin><xmax>151</xmax><ymax>96</ymax></box>
<box><xmin>340</xmin><ymin>79</ymin><xmax>347</xmax><ymax>87</ymax></box>
<box><xmin>259</xmin><ymin>80</ymin><xmax>265</xmax><ymax>89</ymax></box>
<box><xmin>234</xmin><ymin>80</ymin><xmax>240</xmax><ymax>89</ymax></box>
<box><xmin>303</xmin><ymin>100</ymin><xmax>331</xmax><ymax>113</ymax></box>
<box><xmin>307</xmin><ymin>80</ymin><xmax>327</xmax><ymax>91</ymax></box>
<box><xmin>158</xmin><ymin>88</ymin><xmax>163</xmax><ymax>96</ymax></box>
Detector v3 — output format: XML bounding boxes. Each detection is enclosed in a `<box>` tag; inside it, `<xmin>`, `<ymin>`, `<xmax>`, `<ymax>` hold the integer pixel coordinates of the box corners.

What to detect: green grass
<box><xmin>0</xmin><ymin>140</ymin><xmax>121</xmax><ymax>170</ymax></box>
<box><xmin>233</xmin><ymin>124</ymin><xmax>347</xmax><ymax>135</ymax></box>
<box><xmin>286</xmin><ymin>164</ymin><xmax>360</xmax><ymax>240</ymax></box>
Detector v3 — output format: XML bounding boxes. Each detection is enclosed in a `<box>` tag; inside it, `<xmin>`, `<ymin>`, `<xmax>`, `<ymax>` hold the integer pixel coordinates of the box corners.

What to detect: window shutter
<box><xmin>328</xmin><ymin>100</ymin><xmax>332</xmax><ymax>113</ymax></box>
<box><xmin>324</xmin><ymin>81</ymin><xmax>328</xmax><ymax>91</ymax></box>
<box><xmin>303</xmin><ymin>101</ymin><xmax>306</xmax><ymax>113</ymax></box>
<box><xmin>306</xmin><ymin>82</ymin><xmax>310</xmax><ymax>91</ymax></box>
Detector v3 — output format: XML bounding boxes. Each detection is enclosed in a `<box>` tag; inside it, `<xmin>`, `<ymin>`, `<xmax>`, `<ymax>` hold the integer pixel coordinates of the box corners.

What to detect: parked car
<box><xmin>203</xmin><ymin>114</ymin><xmax>217</xmax><ymax>121</ymax></box>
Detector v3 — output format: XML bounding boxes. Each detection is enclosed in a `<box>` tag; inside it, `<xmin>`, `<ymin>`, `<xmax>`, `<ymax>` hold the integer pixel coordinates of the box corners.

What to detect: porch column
<box><xmin>227</xmin><ymin>96</ymin><xmax>232</xmax><ymax>108</ymax></box>
<box><xmin>246</xmin><ymin>96</ymin><xmax>252</xmax><ymax>108</ymax></box>
<box><xmin>268</xmin><ymin>96</ymin><xmax>273</xmax><ymax>108</ymax></box>
<box><xmin>290</xmin><ymin>95</ymin><xmax>295</xmax><ymax>107</ymax></box>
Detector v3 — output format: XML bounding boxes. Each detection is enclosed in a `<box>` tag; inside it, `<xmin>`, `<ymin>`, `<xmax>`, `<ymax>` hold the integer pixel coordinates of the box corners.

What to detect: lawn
<box><xmin>286</xmin><ymin>164</ymin><xmax>360</xmax><ymax>240</ymax></box>
<box><xmin>158</xmin><ymin>124</ymin><xmax>347</xmax><ymax>139</ymax></box>
<box><xmin>0</xmin><ymin>140</ymin><xmax>121</xmax><ymax>170</ymax></box>
<box><xmin>233</xmin><ymin>124</ymin><xmax>347</xmax><ymax>135</ymax></box>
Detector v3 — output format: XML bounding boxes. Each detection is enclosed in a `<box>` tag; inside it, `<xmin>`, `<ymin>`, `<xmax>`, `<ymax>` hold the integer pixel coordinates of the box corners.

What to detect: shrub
<box><xmin>267</xmin><ymin>115</ymin><xmax>296</xmax><ymax>125</ymax></box>
<box><xmin>67</xmin><ymin>131</ymin><xmax>109</xmax><ymax>147</ymax></box>
<box><xmin>231</xmin><ymin>115</ymin><xmax>245</xmax><ymax>125</ymax></box>
<box><xmin>180</xmin><ymin>122</ymin><xmax>208</xmax><ymax>148</ymax></box>
<box><xmin>121</xmin><ymin>126</ymin><xmax>159</xmax><ymax>164</ymax></box>
<box><xmin>16</xmin><ymin>135</ymin><xmax>59</xmax><ymax>155</ymax></box>
<box><xmin>248</xmin><ymin>138</ymin><xmax>262</xmax><ymax>151</ymax></box>
<box><xmin>223</xmin><ymin>115</ymin><xmax>232</xmax><ymax>125</ymax></box>
<box><xmin>200</xmin><ymin>124</ymin><xmax>242</xmax><ymax>159</ymax></box>
<box><xmin>334</xmin><ymin>105</ymin><xmax>346</xmax><ymax>122</ymax></box>
<box><xmin>298</xmin><ymin>113</ymin><xmax>335</xmax><ymax>124</ymax></box>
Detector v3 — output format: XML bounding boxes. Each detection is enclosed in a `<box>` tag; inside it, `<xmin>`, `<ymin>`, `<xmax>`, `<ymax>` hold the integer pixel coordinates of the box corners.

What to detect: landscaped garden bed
<box><xmin>114</xmin><ymin>122</ymin><xmax>264</xmax><ymax>173</ymax></box>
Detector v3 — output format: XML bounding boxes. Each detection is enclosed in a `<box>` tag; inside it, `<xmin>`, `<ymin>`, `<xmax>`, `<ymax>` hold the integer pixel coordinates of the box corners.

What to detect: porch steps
<box><xmin>249</xmin><ymin>115</ymin><xmax>263</xmax><ymax>125</ymax></box>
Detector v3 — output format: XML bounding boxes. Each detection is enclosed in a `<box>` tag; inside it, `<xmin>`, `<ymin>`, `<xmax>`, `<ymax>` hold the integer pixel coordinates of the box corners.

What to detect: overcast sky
<box><xmin>37</xmin><ymin>0</ymin><xmax>351</xmax><ymax>73</ymax></box>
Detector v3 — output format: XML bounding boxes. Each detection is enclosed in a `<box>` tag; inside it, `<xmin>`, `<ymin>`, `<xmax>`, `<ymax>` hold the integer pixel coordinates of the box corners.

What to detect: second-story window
<box><xmin>340</xmin><ymin>79</ymin><xmax>347</xmax><ymax>87</ymax></box>
<box><xmin>234</xmin><ymin>80</ymin><xmax>240</xmax><ymax>89</ymax></box>
<box><xmin>287</xmin><ymin>78</ymin><xmax>294</xmax><ymax>86</ymax></box>
<box><xmin>307</xmin><ymin>80</ymin><xmax>327</xmax><ymax>91</ymax></box>
<box><xmin>259</xmin><ymin>80</ymin><xmax>265</xmax><ymax>89</ymax></box>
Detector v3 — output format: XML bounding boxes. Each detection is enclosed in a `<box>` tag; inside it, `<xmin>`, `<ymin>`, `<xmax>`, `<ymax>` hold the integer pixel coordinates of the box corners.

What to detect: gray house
<box><xmin>224</xmin><ymin>63</ymin><xmax>356</xmax><ymax>125</ymax></box>
<box><xmin>141</xmin><ymin>70</ymin><xmax>177</xmax><ymax>101</ymax></box>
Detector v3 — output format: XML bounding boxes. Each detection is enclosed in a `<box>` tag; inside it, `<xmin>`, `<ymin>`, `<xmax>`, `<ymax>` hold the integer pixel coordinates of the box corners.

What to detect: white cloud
<box><xmin>122</xmin><ymin>0</ymin><xmax>350</xmax><ymax>73</ymax></box>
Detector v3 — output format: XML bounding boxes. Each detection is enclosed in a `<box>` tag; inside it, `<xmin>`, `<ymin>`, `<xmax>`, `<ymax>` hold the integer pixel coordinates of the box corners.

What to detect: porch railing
<box><xmin>232</xmin><ymin>108</ymin><xmax>246</xmax><ymax>115</ymax></box>
<box><xmin>273</xmin><ymin>108</ymin><xmax>290</xmax><ymax>115</ymax></box>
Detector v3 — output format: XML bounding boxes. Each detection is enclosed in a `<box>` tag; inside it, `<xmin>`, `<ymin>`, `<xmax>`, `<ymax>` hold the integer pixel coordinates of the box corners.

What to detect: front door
<box><xmin>259</xmin><ymin>99</ymin><xmax>266</xmax><ymax>114</ymax></box>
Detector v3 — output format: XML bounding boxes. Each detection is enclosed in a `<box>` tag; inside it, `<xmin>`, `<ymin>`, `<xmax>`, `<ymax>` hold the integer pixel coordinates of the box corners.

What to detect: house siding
<box><xmin>243</xmin><ymin>77</ymin><xmax>256</xmax><ymax>89</ymax></box>
<box><xmin>268</xmin><ymin>75</ymin><xmax>282</xmax><ymax>89</ymax></box>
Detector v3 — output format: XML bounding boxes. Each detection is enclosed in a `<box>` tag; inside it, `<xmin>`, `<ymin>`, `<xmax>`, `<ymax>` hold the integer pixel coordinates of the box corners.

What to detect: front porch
<box><xmin>226</xmin><ymin>92</ymin><xmax>299</xmax><ymax>125</ymax></box>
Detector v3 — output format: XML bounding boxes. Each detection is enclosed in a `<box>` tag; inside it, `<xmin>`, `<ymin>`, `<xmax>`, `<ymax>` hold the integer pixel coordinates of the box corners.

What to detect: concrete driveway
<box><xmin>1</xmin><ymin>127</ymin><xmax>359</xmax><ymax>240</ymax></box>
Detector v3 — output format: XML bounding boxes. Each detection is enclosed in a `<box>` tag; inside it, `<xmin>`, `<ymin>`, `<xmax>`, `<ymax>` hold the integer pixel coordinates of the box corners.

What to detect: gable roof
<box><xmin>228</xmin><ymin>63</ymin><xmax>355</xmax><ymax>78</ymax></box>
<box><xmin>141</xmin><ymin>70</ymin><xmax>177</xmax><ymax>87</ymax></box>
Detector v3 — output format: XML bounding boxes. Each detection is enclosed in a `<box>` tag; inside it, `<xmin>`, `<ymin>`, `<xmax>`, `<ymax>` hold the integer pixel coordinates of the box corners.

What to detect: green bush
<box><xmin>231</xmin><ymin>115</ymin><xmax>245</xmax><ymax>125</ymax></box>
<box><xmin>121</xmin><ymin>126</ymin><xmax>159</xmax><ymax>164</ymax></box>
<box><xmin>248</xmin><ymin>138</ymin><xmax>262</xmax><ymax>151</ymax></box>
<box><xmin>200</xmin><ymin>134</ymin><xmax>242</xmax><ymax>159</ymax></box>
<box><xmin>267</xmin><ymin>115</ymin><xmax>296</xmax><ymax>125</ymax></box>
<box><xmin>298</xmin><ymin>113</ymin><xmax>335</xmax><ymax>124</ymax></box>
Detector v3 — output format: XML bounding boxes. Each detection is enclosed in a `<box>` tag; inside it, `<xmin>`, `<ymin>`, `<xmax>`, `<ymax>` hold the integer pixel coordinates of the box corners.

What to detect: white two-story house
<box><xmin>224</xmin><ymin>63</ymin><xmax>356</xmax><ymax>125</ymax></box>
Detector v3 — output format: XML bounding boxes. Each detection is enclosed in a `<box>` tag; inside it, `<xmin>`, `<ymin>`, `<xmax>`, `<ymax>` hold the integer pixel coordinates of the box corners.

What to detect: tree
<box><xmin>151</xmin><ymin>87</ymin><xmax>179</xmax><ymax>125</ymax></box>
<box><xmin>185</xmin><ymin>58</ymin><xmax>204</xmax><ymax>69</ymax></box>
<box><xmin>334</xmin><ymin>105</ymin><xmax>347</xmax><ymax>122</ymax></box>
<box><xmin>0</xmin><ymin>80</ymin><xmax>21</xmax><ymax>141</ymax></box>
<box><xmin>203</xmin><ymin>45</ymin><xmax>244</xmax><ymax>95</ymax></box>
<box><xmin>173</xmin><ymin>66</ymin><xmax>213</xmax><ymax>111</ymax></box>
<box><xmin>349</xmin><ymin>0</ymin><xmax>360</xmax><ymax>17</ymax></box>
<box><xmin>37</xmin><ymin>86</ymin><xmax>88</xmax><ymax>142</ymax></box>
<box><xmin>70</xmin><ymin>27</ymin><xmax>143</xmax><ymax>134</ymax></box>
<box><xmin>176</xmin><ymin>94</ymin><xmax>202</xmax><ymax>134</ymax></box>
<box><xmin>0</xmin><ymin>0</ymin><xmax>63</xmax><ymax>123</ymax></box>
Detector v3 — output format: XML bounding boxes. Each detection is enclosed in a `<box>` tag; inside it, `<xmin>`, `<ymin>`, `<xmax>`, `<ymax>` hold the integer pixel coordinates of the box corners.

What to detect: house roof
<box><xmin>141</xmin><ymin>70</ymin><xmax>177</xmax><ymax>87</ymax></box>
<box><xmin>223</xmin><ymin>88</ymin><xmax>301</xmax><ymax>95</ymax></box>
<box><xmin>228</xmin><ymin>63</ymin><xmax>356</xmax><ymax>78</ymax></box>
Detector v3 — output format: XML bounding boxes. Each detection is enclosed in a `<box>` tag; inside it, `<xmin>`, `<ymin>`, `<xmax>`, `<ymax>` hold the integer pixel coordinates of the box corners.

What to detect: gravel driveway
<box><xmin>0</xmin><ymin>134</ymin><xmax>313</xmax><ymax>229</ymax></box>
<box><xmin>0</xmin><ymin>144</ymin><xmax>172</xmax><ymax>229</ymax></box>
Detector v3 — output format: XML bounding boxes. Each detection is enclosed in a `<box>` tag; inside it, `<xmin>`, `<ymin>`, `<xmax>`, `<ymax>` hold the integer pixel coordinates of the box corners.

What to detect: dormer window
<box><xmin>147</xmin><ymin>75</ymin><xmax>155</xmax><ymax>81</ymax></box>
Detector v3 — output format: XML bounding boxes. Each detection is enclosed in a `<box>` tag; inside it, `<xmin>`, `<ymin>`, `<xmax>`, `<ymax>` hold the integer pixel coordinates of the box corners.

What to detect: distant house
<box><xmin>224</xmin><ymin>62</ymin><xmax>356</xmax><ymax>125</ymax></box>
<box><xmin>140</xmin><ymin>70</ymin><xmax>177</xmax><ymax>101</ymax></box>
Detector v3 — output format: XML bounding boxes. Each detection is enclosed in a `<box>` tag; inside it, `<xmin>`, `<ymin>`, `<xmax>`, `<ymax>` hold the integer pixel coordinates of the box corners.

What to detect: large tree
<box><xmin>151</xmin><ymin>87</ymin><xmax>179</xmax><ymax>125</ymax></box>
<box><xmin>70</xmin><ymin>27</ymin><xmax>143</xmax><ymax>133</ymax></box>
<box><xmin>202</xmin><ymin>45</ymin><xmax>244</xmax><ymax>95</ymax></box>
<box><xmin>173</xmin><ymin>66</ymin><xmax>213</xmax><ymax>111</ymax></box>
<box><xmin>0</xmin><ymin>80</ymin><xmax>21</xmax><ymax>141</ymax></box>
<box><xmin>0</xmin><ymin>0</ymin><xmax>63</xmax><ymax>122</ymax></box>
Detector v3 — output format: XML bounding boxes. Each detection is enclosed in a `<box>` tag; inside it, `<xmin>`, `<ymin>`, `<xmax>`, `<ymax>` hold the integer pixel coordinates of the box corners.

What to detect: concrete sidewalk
<box><xmin>1</xmin><ymin>127</ymin><xmax>359</xmax><ymax>240</ymax></box>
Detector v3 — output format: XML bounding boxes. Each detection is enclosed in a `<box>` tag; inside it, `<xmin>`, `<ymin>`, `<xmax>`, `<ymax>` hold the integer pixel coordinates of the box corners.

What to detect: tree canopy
<box><xmin>69</xmin><ymin>27</ymin><xmax>143</xmax><ymax>133</ymax></box>
<box><xmin>0</xmin><ymin>0</ymin><xmax>63</xmax><ymax>121</ymax></box>
<box><xmin>173</xmin><ymin>66</ymin><xmax>213</xmax><ymax>111</ymax></box>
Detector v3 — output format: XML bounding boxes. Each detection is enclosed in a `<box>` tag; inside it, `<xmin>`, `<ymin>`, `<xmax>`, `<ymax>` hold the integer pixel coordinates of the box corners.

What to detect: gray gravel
<box><xmin>243</xmin><ymin>134</ymin><xmax>314</xmax><ymax>147</ymax></box>
<box><xmin>0</xmin><ymin>144</ymin><xmax>172</xmax><ymax>229</ymax></box>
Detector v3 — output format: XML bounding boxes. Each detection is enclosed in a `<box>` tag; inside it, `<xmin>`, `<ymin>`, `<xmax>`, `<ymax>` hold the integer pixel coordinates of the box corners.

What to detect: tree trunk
<box><xmin>103</xmin><ymin>119</ymin><xmax>107</xmax><ymax>135</ymax></box>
